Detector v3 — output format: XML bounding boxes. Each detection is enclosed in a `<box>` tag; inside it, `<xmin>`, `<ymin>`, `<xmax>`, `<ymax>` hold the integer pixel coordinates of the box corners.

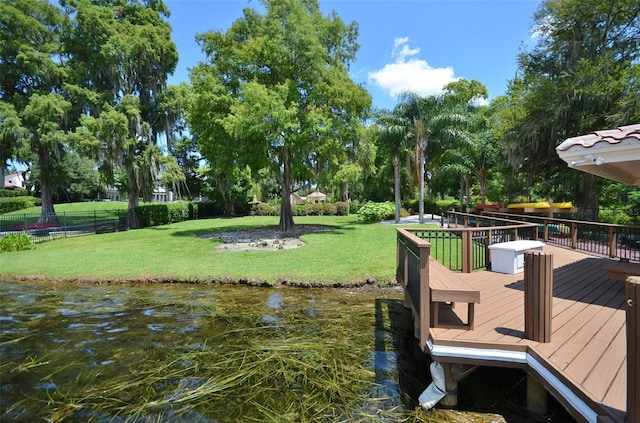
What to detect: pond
<box><xmin>0</xmin><ymin>281</ymin><xmax>575</xmax><ymax>422</ymax></box>
<box><xmin>0</xmin><ymin>281</ymin><xmax>429</xmax><ymax>422</ymax></box>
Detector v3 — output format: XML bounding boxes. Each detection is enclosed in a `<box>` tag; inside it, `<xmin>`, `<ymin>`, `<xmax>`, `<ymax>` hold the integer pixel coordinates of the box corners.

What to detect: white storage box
<box><xmin>488</xmin><ymin>240</ymin><xmax>545</xmax><ymax>274</ymax></box>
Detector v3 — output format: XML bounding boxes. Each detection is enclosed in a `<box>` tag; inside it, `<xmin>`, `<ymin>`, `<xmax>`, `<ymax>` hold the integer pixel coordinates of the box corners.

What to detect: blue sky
<box><xmin>165</xmin><ymin>0</ymin><xmax>541</xmax><ymax>110</ymax></box>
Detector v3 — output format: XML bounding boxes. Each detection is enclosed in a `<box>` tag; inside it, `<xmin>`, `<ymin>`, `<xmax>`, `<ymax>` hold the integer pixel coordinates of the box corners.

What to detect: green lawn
<box><xmin>4</xmin><ymin>201</ymin><xmax>129</xmax><ymax>216</ymax></box>
<box><xmin>0</xmin><ymin>214</ymin><xmax>435</xmax><ymax>286</ymax></box>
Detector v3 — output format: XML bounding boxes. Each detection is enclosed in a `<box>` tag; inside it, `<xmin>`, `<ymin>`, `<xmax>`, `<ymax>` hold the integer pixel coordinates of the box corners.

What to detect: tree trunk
<box><xmin>580</xmin><ymin>173</ymin><xmax>599</xmax><ymax>221</ymax></box>
<box><xmin>464</xmin><ymin>174</ymin><xmax>471</xmax><ymax>210</ymax></box>
<box><xmin>38</xmin><ymin>145</ymin><xmax>58</xmax><ymax>225</ymax></box>
<box><xmin>127</xmin><ymin>190</ymin><xmax>141</xmax><ymax>229</ymax></box>
<box><xmin>459</xmin><ymin>175</ymin><xmax>464</xmax><ymax>210</ymax></box>
<box><xmin>39</xmin><ymin>183</ymin><xmax>59</xmax><ymax>225</ymax></box>
<box><xmin>418</xmin><ymin>151</ymin><xmax>425</xmax><ymax>224</ymax></box>
<box><xmin>418</xmin><ymin>136</ymin><xmax>428</xmax><ymax>224</ymax></box>
<box><xmin>393</xmin><ymin>154</ymin><xmax>401</xmax><ymax>223</ymax></box>
<box><xmin>478</xmin><ymin>167</ymin><xmax>487</xmax><ymax>204</ymax></box>
<box><xmin>405</xmin><ymin>153</ymin><xmax>414</xmax><ymax>197</ymax></box>
<box><xmin>279</xmin><ymin>146</ymin><xmax>295</xmax><ymax>231</ymax></box>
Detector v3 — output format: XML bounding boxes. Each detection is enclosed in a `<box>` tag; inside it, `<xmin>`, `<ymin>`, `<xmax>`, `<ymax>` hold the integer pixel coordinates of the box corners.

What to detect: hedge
<box><xmin>0</xmin><ymin>196</ymin><xmax>40</xmax><ymax>214</ymax></box>
<box><xmin>253</xmin><ymin>202</ymin><xmax>350</xmax><ymax>217</ymax></box>
<box><xmin>0</xmin><ymin>189</ymin><xmax>29</xmax><ymax>198</ymax></box>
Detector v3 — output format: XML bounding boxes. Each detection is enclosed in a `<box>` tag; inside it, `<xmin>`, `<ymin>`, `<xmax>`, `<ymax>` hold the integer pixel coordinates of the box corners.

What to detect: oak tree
<box><xmin>189</xmin><ymin>0</ymin><xmax>370</xmax><ymax>230</ymax></box>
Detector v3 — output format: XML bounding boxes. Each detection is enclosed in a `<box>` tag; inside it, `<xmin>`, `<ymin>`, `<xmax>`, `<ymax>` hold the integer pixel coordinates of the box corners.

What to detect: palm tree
<box><xmin>373</xmin><ymin>108</ymin><xmax>410</xmax><ymax>223</ymax></box>
<box><xmin>398</xmin><ymin>92</ymin><xmax>470</xmax><ymax>223</ymax></box>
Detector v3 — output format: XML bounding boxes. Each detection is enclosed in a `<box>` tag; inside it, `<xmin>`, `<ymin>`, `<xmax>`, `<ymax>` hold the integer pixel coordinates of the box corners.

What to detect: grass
<box><xmin>0</xmin><ymin>214</ymin><xmax>438</xmax><ymax>285</ymax></box>
<box><xmin>4</xmin><ymin>201</ymin><xmax>129</xmax><ymax>216</ymax></box>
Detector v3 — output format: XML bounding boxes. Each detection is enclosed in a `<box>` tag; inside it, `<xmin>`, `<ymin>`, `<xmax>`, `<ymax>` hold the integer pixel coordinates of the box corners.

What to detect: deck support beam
<box><xmin>626</xmin><ymin>276</ymin><xmax>640</xmax><ymax>422</ymax></box>
<box><xmin>526</xmin><ymin>373</ymin><xmax>548</xmax><ymax>415</ymax></box>
<box><xmin>440</xmin><ymin>363</ymin><xmax>462</xmax><ymax>406</ymax></box>
<box><xmin>439</xmin><ymin>363</ymin><xmax>476</xmax><ymax>406</ymax></box>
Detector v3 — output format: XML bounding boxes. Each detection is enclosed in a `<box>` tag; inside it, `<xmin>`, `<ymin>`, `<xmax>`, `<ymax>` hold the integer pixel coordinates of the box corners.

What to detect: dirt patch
<box><xmin>199</xmin><ymin>224</ymin><xmax>334</xmax><ymax>252</ymax></box>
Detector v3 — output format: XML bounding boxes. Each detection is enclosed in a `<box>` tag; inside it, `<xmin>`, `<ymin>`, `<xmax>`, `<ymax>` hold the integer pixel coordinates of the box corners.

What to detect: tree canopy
<box><xmin>498</xmin><ymin>0</ymin><xmax>640</xmax><ymax>216</ymax></box>
<box><xmin>189</xmin><ymin>0</ymin><xmax>371</xmax><ymax>230</ymax></box>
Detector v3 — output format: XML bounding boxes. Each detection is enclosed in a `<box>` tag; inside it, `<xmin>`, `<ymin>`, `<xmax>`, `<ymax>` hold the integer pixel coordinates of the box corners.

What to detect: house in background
<box><xmin>105</xmin><ymin>184</ymin><xmax>175</xmax><ymax>202</ymax></box>
<box><xmin>290</xmin><ymin>190</ymin><xmax>327</xmax><ymax>206</ymax></box>
<box><xmin>3</xmin><ymin>171</ymin><xmax>28</xmax><ymax>190</ymax></box>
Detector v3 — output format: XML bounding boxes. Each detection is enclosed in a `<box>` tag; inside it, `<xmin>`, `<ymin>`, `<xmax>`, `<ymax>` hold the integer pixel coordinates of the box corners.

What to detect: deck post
<box><xmin>626</xmin><ymin>276</ymin><xmax>640</xmax><ymax>422</ymax></box>
<box><xmin>526</xmin><ymin>373</ymin><xmax>548</xmax><ymax>414</ymax></box>
<box><xmin>462</xmin><ymin>230</ymin><xmax>472</xmax><ymax>273</ymax></box>
<box><xmin>524</xmin><ymin>251</ymin><xmax>553</xmax><ymax>343</ymax></box>
<box><xmin>608</xmin><ymin>227</ymin><xmax>616</xmax><ymax>258</ymax></box>
<box><xmin>440</xmin><ymin>363</ymin><xmax>464</xmax><ymax>406</ymax></box>
<box><xmin>543</xmin><ymin>220</ymin><xmax>549</xmax><ymax>242</ymax></box>
<box><xmin>418</xmin><ymin>242</ymin><xmax>430</xmax><ymax>351</ymax></box>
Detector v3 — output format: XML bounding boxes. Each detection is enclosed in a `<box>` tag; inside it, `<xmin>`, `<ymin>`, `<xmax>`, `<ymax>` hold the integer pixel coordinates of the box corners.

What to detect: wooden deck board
<box><xmin>425</xmin><ymin>245</ymin><xmax>627</xmax><ymax>422</ymax></box>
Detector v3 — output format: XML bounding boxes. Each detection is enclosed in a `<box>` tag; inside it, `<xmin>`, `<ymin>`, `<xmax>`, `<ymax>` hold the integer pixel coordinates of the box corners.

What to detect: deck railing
<box><xmin>0</xmin><ymin>210</ymin><xmax>128</xmax><ymax>243</ymax></box>
<box><xmin>396</xmin><ymin>228</ymin><xmax>431</xmax><ymax>349</ymax></box>
<box><xmin>408</xmin><ymin>216</ymin><xmax>538</xmax><ymax>272</ymax></box>
<box><xmin>468</xmin><ymin>211</ymin><xmax>640</xmax><ymax>262</ymax></box>
<box><xmin>402</xmin><ymin>212</ymin><xmax>640</xmax><ymax>420</ymax></box>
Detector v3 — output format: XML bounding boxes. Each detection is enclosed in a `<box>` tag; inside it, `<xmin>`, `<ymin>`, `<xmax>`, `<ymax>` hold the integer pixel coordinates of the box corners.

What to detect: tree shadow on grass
<box><xmin>165</xmin><ymin>222</ymin><xmax>355</xmax><ymax>239</ymax></box>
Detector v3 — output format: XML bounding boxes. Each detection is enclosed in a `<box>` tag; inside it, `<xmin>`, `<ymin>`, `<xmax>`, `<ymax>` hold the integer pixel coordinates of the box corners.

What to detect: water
<box><xmin>0</xmin><ymin>281</ymin><xmax>576</xmax><ymax>422</ymax></box>
<box><xmin>0</xmin><ymin>281</ymin><xmax>427</xmax><ymax>422</ymax></box>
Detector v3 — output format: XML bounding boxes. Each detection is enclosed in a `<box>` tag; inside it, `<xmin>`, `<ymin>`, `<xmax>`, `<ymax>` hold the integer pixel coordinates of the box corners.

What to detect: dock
<box><xmin>396</xmin><ymin>224</ymin><xmax>633</xmax><ymax>423</ymax></box>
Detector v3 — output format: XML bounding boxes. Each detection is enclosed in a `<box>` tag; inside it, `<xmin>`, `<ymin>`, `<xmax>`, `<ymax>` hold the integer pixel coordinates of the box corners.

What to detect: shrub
<box><xmin>323</xmin><ymin>203</ymin><xmax>337</xmax><ymax>216</ymax></box>
<box><xmin>193</xmin><ymin>201</ymin><xmax>226</xmax><ymax>218</ymax></box>
<box><xmin>0</xmin><ymin>189</ymin><xmax>29</xmax><ymax>198</ymax></box>
<box><xmin>0</xmin><ymin>233</ymin><xmax>35</xmax><ymax>253</ymax></box>
<box><xmin>335</xmin><ymin>201</ymin><xmax>349</xmax><ymax>216</ymax></box>
<box><xmin>599</xmin><ymin>208</ymin><xmax>635</xmax><ymax>226</ymax></box>
<box><xmin>357</xmin><ymin>201</ymin><xmax>395</xmax><ymax>222</ymax></box>
<box><xmin>349</xmin><ymin>200</ymin><xmax>360</xmax><ymax>215</ymax></box>
<box><xmin>436</xmin><ymin>200</ymin><xmax>458</xmax><ymax>213</ymax></box>
<box><xmin>255</xmin><ymin>203</ymin><xmax>272</xmax><ymax>216</ymax></box>
<box><xmin>301</xmin><ymin>202</ymin><xmax>324</xmax><ymax>216</ymax></box>
<box><xmin>133</xmin><ymin>202</ymin><xmax>193</xmax><ymax>227</ymax></box>
<box><xmin>301</xmin><ymin>203</ymin><xmax>313</xmax><ymax>216</ymax></box>
<box><xmin>0</xmin><ymin>196</ymin><xmax>40</xmax><ymax>214</ymax></box>
<box><xmin>403</xmin><ymin>198</ymin><xmax>440</xmax><ymax>215</ymax></box>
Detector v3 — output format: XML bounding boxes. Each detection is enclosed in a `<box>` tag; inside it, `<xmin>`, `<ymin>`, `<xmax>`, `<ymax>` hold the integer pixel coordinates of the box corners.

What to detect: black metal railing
<box><xmin>472</xmin><ymin>211</ymin><xmax>640</xmax><ymax>262</ymax></box>
<box><xmin>0</xmin><ymin>210</ymin><xmax>128</xmax><ymax>243</ymax></box>
<box><xmin>403</xmin><ymin>216</ymin><xmax>538</xmax><ymax>272</ymax></box>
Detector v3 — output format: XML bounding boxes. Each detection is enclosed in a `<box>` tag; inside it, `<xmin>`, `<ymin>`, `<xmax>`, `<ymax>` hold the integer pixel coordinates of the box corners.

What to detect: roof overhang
<box><xmin>556</xmin><ymin>124</ymin><xmax>640</xmax><ymax>185</ymax></box>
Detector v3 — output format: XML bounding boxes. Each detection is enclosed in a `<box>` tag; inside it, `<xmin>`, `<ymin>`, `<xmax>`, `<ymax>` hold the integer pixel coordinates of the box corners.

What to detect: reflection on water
<box><xmin>0</xmin><ymin>281</ymin><xmax>423</xmax><ymax>422</ymax></box>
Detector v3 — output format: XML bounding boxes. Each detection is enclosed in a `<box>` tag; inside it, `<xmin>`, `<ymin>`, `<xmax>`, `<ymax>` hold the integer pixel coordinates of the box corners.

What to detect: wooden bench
<box><xmin>428</xmin><ymin>257</ymin><xmax>481</xmax><ymax>330</ymax></box>
<box><xmin>607</xmin><ymin>261</ymin><xmax>640</xmax><ymax>282</ymax></box>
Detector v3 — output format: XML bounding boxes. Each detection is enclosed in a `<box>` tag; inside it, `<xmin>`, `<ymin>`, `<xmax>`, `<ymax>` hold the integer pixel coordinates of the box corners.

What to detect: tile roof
<box><xmin>556</xmin><ymin>123</ymin><xmax>640</xmax><ymax>151</ymax></box>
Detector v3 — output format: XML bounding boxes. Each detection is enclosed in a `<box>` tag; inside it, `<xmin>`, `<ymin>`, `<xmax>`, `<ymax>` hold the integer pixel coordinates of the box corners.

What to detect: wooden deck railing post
<box><xmin>462</xmin><ymin>230</ymin><xmax>472</xmax><ymax>273</ymax></box>
<box><xmin>571</xmin><ymin>222</ymin><xmax>578</xmax><ymax>249</ymax></box>
<box><xmin>609</xmin><ymin>227</ymin><xmax>617</xmax><ymax>258</ymax></box>
<box><xmin>524</xmin><ymin>251</ymin><xmax>553</xmax><ymax>343</ymax></box>
<box><xmin>419</xmin><ymin>242</ymin><xmax>430</xmax><ymax>351</ymax></box>
<box><xmin>543</xmin><ymin>220</ymin><xmax>549</xmax><ymax>242</ymax></box>
<box><xmin>626</xmin><ymin>276</ymin><xmax>640</xmax><ymax>422</ymax></box>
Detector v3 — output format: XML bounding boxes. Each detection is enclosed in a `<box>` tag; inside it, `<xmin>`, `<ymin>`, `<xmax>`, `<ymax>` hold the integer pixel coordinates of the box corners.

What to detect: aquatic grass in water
<box><xmin>0</xmin><ymin>281</ymin><xmax>421</xmax><ymax>422</ymax></box>
<box><xmin>1</xmin><ymin>282</ymin><xmax>573</xmax><ymax>422</ymax></box>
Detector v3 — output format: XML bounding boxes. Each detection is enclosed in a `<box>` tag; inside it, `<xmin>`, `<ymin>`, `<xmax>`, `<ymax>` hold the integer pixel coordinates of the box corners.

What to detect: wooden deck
<box><xmin>428</xmin><ymin>244</ymin><xmax>626</xmax><ymax>423</ymax></box>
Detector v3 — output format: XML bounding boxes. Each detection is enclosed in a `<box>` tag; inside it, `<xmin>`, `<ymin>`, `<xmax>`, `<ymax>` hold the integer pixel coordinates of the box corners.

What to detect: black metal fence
<box><xmin>405</xmin><ymin>216</ymin><xmax>538</xmax><ymax>272</ymax></box>
<box><xmin>0</xmin><ymin>210</ymin><xmax>128</xmax><ymax>243</ymax></box>
<box><xmin>458</xmin><ymin>211</ymin><xmax>640</xmax><ymax>263</ymax></box>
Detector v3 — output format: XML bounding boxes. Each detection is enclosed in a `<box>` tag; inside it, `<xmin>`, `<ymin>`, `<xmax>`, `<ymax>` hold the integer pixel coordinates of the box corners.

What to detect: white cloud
<box><xmin>368</xmin><ymin>37</ymin><xmax>459</xmax><ymax>100</ymax></box>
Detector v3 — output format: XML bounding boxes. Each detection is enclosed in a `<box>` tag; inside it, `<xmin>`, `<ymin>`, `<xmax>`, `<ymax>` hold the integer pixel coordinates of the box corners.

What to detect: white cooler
<box><xmin>488</xmin><ymin>240</ymin><xmax>545</xmax><ymax>274</ymax></box>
